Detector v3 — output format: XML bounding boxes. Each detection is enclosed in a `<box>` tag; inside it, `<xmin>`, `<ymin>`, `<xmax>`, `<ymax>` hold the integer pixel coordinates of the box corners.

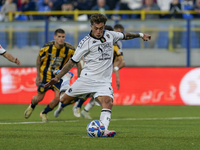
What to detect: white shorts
<box><xmin>65</xmin><ymin>77</ymin><xmax>114</xmax><ymax>99</ymax></box>
<box><xmin>60</xmin><ymin>80</ymin><xmax>70</xmax><ymax>93</ymax></box>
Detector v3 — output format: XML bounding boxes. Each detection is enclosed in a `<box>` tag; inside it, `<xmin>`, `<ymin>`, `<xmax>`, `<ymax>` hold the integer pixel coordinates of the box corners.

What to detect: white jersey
<box><xmin>0</xmin><ymin>45</ymin><xmax>6</xmax><ymax>55</ymax></box>
<box><xmin>72</xmin><ymin>30</ymin><xmax>124</xmax><ymax>83</ymax></box>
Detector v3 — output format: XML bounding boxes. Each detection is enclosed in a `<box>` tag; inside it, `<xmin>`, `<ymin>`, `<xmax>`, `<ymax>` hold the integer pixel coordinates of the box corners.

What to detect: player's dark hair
<box><xmin>104</xmin><ymin>25</ymin><xmax>113</xmax><ymax>31</ymax></box>
<box><xmin>114</xmin><ymin>24</ymin><xmax>124</xmax><ymax>31</ymax></box>
<box><xmin>90</xmin><ymin>13</ymin><xmax>107</xmax><ymax>25</ymax></box>
<box><xmin>54</xmin><ymin>28</ymin><xmax>65</xmax><ymax>35</ymax></box>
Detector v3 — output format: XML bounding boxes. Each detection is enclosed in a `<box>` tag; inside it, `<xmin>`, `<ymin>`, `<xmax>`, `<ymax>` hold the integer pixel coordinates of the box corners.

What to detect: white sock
<box><xmin>84</xmin><ymin>100</ymin><xmax>94</xmax><ymax>112</ymax></box>
<box><xmin>61</xmin><ymin>73</ymin><xmax>71</xmax><ymax>81</ymax></box>
<box><xmin>100</xmin><ymin>109</ymin><xmax>111</xmax><ymax>130</ymax></box>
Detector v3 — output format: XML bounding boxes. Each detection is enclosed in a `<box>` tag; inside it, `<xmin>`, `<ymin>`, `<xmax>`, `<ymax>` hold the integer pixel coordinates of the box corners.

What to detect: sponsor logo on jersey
<box><xmin>68</xmin><ymin>88</ymin><xmax>72</xmax><ymax>93</ymax></box>
<box><xmin>106</xmin><ymin>34</ymin><xmax>110</xmax><ymax>38</ymax></box>
<box><xmin>92</xmin><ymin>40</ymin><xmax>97</xmax><ymax>44</ymax></box>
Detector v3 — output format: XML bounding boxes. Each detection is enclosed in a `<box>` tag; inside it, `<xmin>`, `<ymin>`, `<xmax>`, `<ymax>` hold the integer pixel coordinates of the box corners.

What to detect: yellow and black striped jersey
<box><xmin>39</xmin><ymin>41</ymin><xmax>75</xmax><ymax>82</ymax></box>
<box><xmin>113</xmin><ymin>43</ymin><xmax>123</xmax><ymax>62</ymax></box>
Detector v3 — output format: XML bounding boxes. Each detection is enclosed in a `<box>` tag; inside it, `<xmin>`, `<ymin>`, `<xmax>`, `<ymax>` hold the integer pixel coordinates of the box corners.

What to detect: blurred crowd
<box><xmin>0</xmin><ymin>0</ymin><xmax>200</xmax><ymax>21</ymax></box>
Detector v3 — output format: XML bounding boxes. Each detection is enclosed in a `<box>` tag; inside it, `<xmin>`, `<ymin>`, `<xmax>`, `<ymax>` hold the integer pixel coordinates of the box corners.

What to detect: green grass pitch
<box><xmin>0</xmin><ymin>104</ymin><xmax>200</xmax><ymax>150</ymax></box>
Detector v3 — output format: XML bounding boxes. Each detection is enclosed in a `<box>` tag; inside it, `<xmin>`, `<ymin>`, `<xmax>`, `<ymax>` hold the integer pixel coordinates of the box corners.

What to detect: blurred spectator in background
<box><xmin>0</xmin><ymin>0</ymin><xmax>5</xmax><ymax>7</ymax></box>
<box><xmin>37</xmin><ymin>0</ymin><xmax>51</xmax><ymax>20</ymax></box>
<box><xmin>157</xmin><ymin>0</ymin><xmax>172</xmax><ymax>12</ymax></box>
<box><xmin>121</xmin><ymin>0</ymin><xmax>143</xmax><ymax>10</ymax></box>
<box><xmin>72</xmin><ymin>0</ymin><xmax>94</xmax><ymax>10</ymax></box>
<box><xmin>169</xmin><ymin>0</ymin><xmax>183</xmax><ymax>48</ymax></box>
<box><xmin>194</xmin><ymin>0</ymin><xmax>200</xmax><ymax>18</ymax></box>
<box><xmin>106</xmin><ymin>0</ymin><xmax>119</xmax><ymax>10</ymax></box>
<box><xmin>91</xmin><ymin>0</ymin><xmax>110</xmax><ymax>18</ymax></box>
<box><xmin>21</xmin><ymin>0</ymin><xmax>37</xmax><ymax>20</ymax></box>
<box><xmin>157</xmin><ymin>0</ymin><xmax>172</xmax><ymax>18</ymax></box>
<box><xmin>136</xmin><ymin>0</ymin><xmax>160</xmax><ymax>19</ymax></box>
<box><xmin>135</xmin><ymin>0</ymin><xmax>160</xmax><ymax>48</ymax></box>
<box><xmin>60</xmin><ymin>2</ymin><xmax>74</xmax><ymax>21</ymax></box>
<box><xmin>169</xmin><ymin>0</ymin><xmax>182</xmax><ymax>18</ymax></box>
<box><xmin>112</xmin><ymin>1</ymin><xmax>131</xmax><ymax>20</ymax></box>
<box><xmin>21</xmin><ymin>0</ymin><xmax>39</xmax><ymax>47</ymax></box>
<box><xmin>1</xmin><ymin>0</ymin><xmax>17</xmax><ymax>21</ymax></box>
<box><xmin>181</xmin><ymin>0</ymin><xmax>195</xmax><ymax>19</ymax></box>
<box><xmin>48</xmin><ymin>0</ymin><xmax>64</xmax><ymax>21</ymax></box>
<box><xmin>38</xmin><ymin>0</ymin><xmax>50</xmax><ymax>11</ymax></box>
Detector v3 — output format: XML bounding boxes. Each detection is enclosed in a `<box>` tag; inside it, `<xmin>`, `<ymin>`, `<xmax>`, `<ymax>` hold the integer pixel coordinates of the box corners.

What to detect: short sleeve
<box><xmin>0</xmin><ymin>45</ymin><xmax>6</xmax><ymax>55</ymax></box>
<box><xmin>72</xmin><ymin>37</ymin><xmax>90</xmax><ymax>63</ymax></box>
<box><xmin>109</xmin><ymin>31</ymin><xmax>124</xmax><ymax>43</ymax></box>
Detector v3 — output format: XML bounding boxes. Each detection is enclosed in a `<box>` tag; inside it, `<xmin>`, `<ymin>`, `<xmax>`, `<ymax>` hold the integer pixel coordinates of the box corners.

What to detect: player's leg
<box><xmin>54</xmin><ymin>92</ymin><xmax>78</xmax><ymax>117</ymax></box>
<box><xmin>81</xmin><ymin>97</ymin><xmax>95</xmax><ymax>119</ymax></box>
<box><xmin>24</xmin><ymin>91</ymin><xmax>45</xmax><ymax>119</ymax></box>
<box><xmin>57</xmin><ymin>77</ymin><xmax>93</xmax><ymax>117</ymax></box>
<box><xmin>40</xmin><ymin>89</ymin><xmax>60</xmax><ymax>122</ymax></box>
<box><xmin>98</xmin><ymin>95</ymin><xmax>116</xmax><ymax>137</ymax></box>
<box><xmin>54</xmin><ymin>72</ymin><xmax>74</xmax><ymax>117</ymax></box>
<box><xmin>94</xmin><ymin>83</ymin><xmax>116</xmax><ymax>137</ymax></box>
<box><xmin>72</xmin><ymin>98</ymin><xmax>83</xmax><ymax>118</ymax></box>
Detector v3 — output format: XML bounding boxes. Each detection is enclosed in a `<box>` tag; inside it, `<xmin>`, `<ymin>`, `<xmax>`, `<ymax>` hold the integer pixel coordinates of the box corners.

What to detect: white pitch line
<box><xmin>0</xmin><ymin>117</ymin><xmax>200</xmax><ymax>125</ymax></box>
<box><xmin>111</xmin><ymin>117</ymin><xmax>200</xmax><ymax>121</ymax></box>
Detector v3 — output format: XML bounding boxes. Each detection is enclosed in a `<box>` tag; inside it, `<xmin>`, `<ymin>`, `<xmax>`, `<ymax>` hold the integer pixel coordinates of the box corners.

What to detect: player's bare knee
<box><xmin>101</xmin><ymin>98</ymin><xmax>113</xmax><ymax>109</ymax></box>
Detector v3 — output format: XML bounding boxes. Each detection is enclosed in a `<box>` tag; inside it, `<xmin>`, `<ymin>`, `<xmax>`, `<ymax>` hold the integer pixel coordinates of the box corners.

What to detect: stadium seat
<box><xmin>122</xmin><ymin>38</ymin><xmax>141</xmax><ymax>49</ymax></box>
<box><xmin>0</xmin><ymin>32</ymin><xmax>8</xmax><ymax>48</ymax></box>
<box><xmin>15</xmin><ymin>32</ymin><xmax>28</xmax><ymax>48</ymax></box>
<box><xmin>181</xmin><ymin>31</ymin><xmax>200</xmax><ymax>48</ymax></box>
<box><xmin>15</xmin><ymin>15</ymin><xmax>27</xmax><ymax>21</ymax></box>
<box><xmin>38</xmin><ymin>31</ymin><xmax>45</xmax><ymax>47</ymax></box>
<box><xmin>155</xmin><ymin>31</ymin><xmax>169</xmax><ymax>48</ymax></box>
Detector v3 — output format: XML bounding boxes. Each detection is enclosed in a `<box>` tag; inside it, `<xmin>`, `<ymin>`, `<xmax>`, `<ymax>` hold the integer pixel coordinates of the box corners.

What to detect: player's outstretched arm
<box><xmin>124</xmin><ymin>32</ymin><xmax>151</xmax><ymax>41</ymax></box>
<box><xmin>3</xmin><ymin>52</ymin><xmax>21</xmax><ymax>65</ymax></box>
<box><xmin>35</xmin><ymin>54</ymin><xmax>41</xmax><ymax>86</ymax></box>
<box><xmin>44</xmin><ymin>59</ymin><xmax>75</xmax><ymax>88</ymax></box>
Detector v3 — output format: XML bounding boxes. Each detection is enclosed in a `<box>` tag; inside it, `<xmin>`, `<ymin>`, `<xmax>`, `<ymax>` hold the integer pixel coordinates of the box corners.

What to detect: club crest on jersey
<box><xmin>100</xmin><ymin>37</ymin><xmax>106</xmax><ymax>43</ymax></box>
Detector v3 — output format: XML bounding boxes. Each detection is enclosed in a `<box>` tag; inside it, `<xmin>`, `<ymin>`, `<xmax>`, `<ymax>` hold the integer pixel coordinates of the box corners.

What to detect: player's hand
<box><xmin>116</xmin><ymin>78</ymin><xmax>120</xmax><ymax>90</ymax></box>
<box><xmin>44</xmin><ymin>78</ymin><xmax>58</xmax><ymax>88</ymax></box>
<box><xmin>35</xmin><ymin>76</ymin><xmax>41</xmax><ymax>87</ymax></box>
<box><xmin>15</xmin><ymin>58</ymin><xmax>21</xmax><ymax>65</ymax></box>
<box><xmin>142</xmin><ymin>34</ymin><xmax>151</xmax><ymax>41</ymax></box>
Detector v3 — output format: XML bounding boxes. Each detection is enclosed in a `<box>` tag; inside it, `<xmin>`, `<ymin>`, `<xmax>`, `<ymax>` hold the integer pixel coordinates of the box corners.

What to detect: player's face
<box><xmin>54</xmin><ymin>33</ymin><xmax>65</xmax><ymax>47</ymax></box>
<box><xmin>90</xmin><ymin>22</ymin><xmax>105</xmax><ymax>38</ymax></box>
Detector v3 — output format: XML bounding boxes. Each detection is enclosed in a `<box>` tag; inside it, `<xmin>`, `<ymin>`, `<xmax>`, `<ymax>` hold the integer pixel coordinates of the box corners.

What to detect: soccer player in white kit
<box><xmin>0</xmin><ymin>45</ymin><xmax>21</xmax><ymax>65</ymax></box>
<box><xmin>45</xmin><ymin>13</ymin><xmax>151</xmax><ymax>137</ymax></box>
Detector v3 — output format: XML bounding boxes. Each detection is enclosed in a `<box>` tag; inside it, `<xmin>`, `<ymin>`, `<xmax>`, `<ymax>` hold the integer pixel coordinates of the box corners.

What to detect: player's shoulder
<box><xmin>65</xmin><ymin>42</ymin><xmax>75</xmax><ymax>50</ymax></box>
<box><xmin>42</xmin><ymin>41</ymin><xmax>54</xmax><ymax>48</ymax></box>
<box><xmin>106</xmin><ymin>30</ymin><xmax>124</xmax><ymax>38</ymax></box>
<box><xmin>77</xmin><ymin>34</ymin><xmax>91</xmax><ymax>49</ymax></box>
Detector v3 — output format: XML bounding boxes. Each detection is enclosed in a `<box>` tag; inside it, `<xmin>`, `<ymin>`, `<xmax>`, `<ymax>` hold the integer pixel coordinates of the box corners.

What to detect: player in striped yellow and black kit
<box><xmin>24</xmin><ymin>28</ymin><xmax>81</xmax><ymax>122</ymax></box>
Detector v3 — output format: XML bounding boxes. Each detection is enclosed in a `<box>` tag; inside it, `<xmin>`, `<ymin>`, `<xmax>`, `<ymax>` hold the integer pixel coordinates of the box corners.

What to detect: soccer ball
<box><xmin>86</xmin><ymin>120</ymin><xmax>105</xmax><ymax>137</ymax></box>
